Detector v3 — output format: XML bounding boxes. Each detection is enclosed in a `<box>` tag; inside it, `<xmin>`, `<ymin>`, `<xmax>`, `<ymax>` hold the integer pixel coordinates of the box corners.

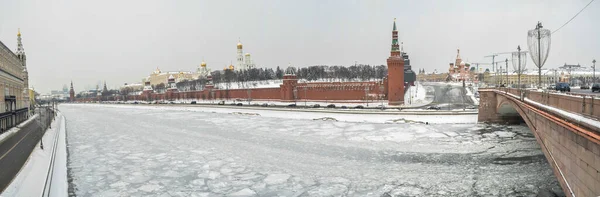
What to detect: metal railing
<box><xmin>0</xmin><ymin>108</ymin><xmax>29</xmax><ymax>134</ymax></box>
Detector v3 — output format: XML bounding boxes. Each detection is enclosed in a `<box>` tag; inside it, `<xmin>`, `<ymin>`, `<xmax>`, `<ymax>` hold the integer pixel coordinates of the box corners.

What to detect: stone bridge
<box><xmin>479</xmin><ymin>88</ymin><xmax>600</xmax><ymax>197</ymax></box>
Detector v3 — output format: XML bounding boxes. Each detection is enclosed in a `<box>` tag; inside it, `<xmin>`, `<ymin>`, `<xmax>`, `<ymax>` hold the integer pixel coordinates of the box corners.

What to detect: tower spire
<box><xmin>16</xmin><ymin>28</ymin><xmax>26</xmax><ymax>62</ymax></box>
<box><xmin>390</xmin><ymin>18</ymin><xmax>400</xmax><ymax>56</ymax></box>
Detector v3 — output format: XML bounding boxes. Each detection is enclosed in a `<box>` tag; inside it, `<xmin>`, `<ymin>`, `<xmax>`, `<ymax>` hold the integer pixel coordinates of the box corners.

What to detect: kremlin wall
<box><xmin>72</xmin><ymin>19</ymin><xmax>407</xmax><ymax>105</ymax></box>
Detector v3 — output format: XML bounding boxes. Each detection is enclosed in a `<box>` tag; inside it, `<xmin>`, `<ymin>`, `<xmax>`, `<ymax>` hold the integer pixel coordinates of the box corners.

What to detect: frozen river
<box><xmin>59</xmin><ymin>104</ymin><xmax>562</xmax><ymax>196</ymax></box>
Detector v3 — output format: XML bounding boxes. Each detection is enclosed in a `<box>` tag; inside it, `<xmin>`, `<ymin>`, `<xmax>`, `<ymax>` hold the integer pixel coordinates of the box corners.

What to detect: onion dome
<box><xmin>229</xmin><ymin>65</ymin><xmax>234</xmax><ymax>70</ymax></box>
<box><xmin>237</xmin><ymin>42</ymin><xmax>243</xmax><ymax>49</ymax></box>
<box><xmin>201</xmin><ymin>61</ymin><xmax>207</xmax><ymax>67</ymax></box>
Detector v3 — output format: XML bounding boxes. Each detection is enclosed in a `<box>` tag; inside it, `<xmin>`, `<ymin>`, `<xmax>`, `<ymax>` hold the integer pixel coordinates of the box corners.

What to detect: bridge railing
<box><xmin>483</xmin><ymin>87</ymin><xmax>600</xmax><ymax>120</ymax></box>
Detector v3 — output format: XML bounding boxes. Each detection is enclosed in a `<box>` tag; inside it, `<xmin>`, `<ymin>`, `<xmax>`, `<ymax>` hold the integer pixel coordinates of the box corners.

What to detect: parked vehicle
<box><xmin>426</xmin><ymin>106</ymin><xmax>441</xmax><ymax>110</ymax></box>
<box><xmin>592</xmin><ymin>83</ymin><xmax>600</xmax><ymax>92</ymax></box>
<box><xmin>288</xmin><ymin>103</ymin><xmax>297</xmax><ymax>107</ymax></box>
<box><xmin>547</xmin><ymin>85</ymin><xmax>556</xmax><ymax>90</ymax></box>
<box><xmin>261</xmin><ymin>103</ymin><xmax>268</xmax><ymax>107</ymax></box>
<box><xmin>312</xmin><ymin>104</ymin><xmax>320</xmax><ymax>108</ymax></box>
<box><xmin>217</xmin><ymin>101</ymin><xmax>225</xmax><ymax>105</ymax></box>
<box><xmin>236</xmin><ymin>103</ymin><xmax>243</xmax><ymax>106</ymax></box>
<box><xmin>133</xmin><ymin>101</ymin><xmax>138</xmax><ymax>104</ymax></box>
<box><xmin>555</xmin><ymin>82</ymin><xmax>571</xmax><ymax>92</ymax></box>
<box><xmin>354</xmin><ymin>105</ymin><xmax>364</xmax><ymax>109</ymax></box>
<box><xmin>326</xmin><ymin>104</ymin><xmax>336</xmax><ymax>108</ymax></box>
<box><xmin>581</xmin><ymin>85</ymin><xmax>590</xmax><ymax>89</ymax></box>
<box><xmin>190</xmin><ymin>101</ymin><xmax>197</xmax><ymax>104</ymax></box>
<box><xmin>340</xmin><ymin>106</ymin><xmax>348</xmax><ymax>109</ymax></box>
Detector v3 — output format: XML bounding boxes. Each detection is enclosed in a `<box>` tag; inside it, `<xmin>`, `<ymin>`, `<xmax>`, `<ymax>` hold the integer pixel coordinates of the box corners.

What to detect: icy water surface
<box><xmin>60</xmin><ymin>104</ymin><xmax>562</xmax><ymax>196</ymax></box>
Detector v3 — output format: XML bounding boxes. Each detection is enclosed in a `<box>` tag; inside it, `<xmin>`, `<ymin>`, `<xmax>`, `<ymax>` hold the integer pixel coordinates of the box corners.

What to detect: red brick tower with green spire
<box><xmin>386</xmin><ymin>18</ymin><xmax>405</xmax><ymax>105</ymax></box>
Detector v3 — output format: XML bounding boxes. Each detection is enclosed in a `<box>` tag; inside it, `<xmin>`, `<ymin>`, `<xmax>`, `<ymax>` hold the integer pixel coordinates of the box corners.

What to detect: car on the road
<box><xmin>326</xmin><ymin>104</ymin><xmax>336</xmax><ymax>108</ymax></box>
<box><xmin>547</xmin><ymin>85</ymin><xmax>556</xmax><ymax>90</ymax></box>
<box><xmin>133</xmin><ymin>101</ymin><xmax>138</xmax><ymax>104</ymax></box>
<box><xmin>426</xmin><ymin>106</ymin><xmax>441</xmax><ymax>110</ymax></box>
<box><xmin>261</xmin><ymin>103</ymin><xmax>268</xmax><ymax>107</ymax></box>
<box><xmin>190</xmin><ymin>101</ymin><xmax>197</xmax><ymax>104</ymax></box>
<box><xmin>340</xmin><ymin>106</ymin><xmax>348</xmax><ymax>109</ymax></box>
<box><xmin>236</xmin><ymin>103</ymin><xmax>243</xmax><ymax>106</ymax></box>
<box><xmin>312</xmin><ymin>104</ymin><xmax>320</xmax><ymax>108</ymax></box>
<box><xmin>288</xmin><ymin>103</ymin><xmax>297</xmax><ymax>107</ymax></box>
<box><xmin>555</xmin><ymin>83</ymin><xmax>570</xmax><ymax>92</ymax></box>
<box><xmin>581</xmin><ymin>85</ymin><xmax>590</xmax><ymax>89</ymax></box>
<box><xmin>592</xmin><ymin>83</ymin><xmax>600</xmax><ymax>92</ymax></box>
<box><xmin>353</xmin><ymin>105</ymin><xmax>364</xmax><ymax>109</ymax></box>
<box><xmin>217</xmin><ymin>101</ymin><xmax>225</xmax><ymax>105</ymax></box>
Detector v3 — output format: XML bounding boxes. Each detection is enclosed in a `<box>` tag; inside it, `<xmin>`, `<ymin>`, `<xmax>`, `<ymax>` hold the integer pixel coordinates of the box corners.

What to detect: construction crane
<box><xmin>485</xmin><ymin>51</ymin><xmax>528</xmax><ymax>73</ymax></box>
<box><xmin>470</xmin><ymin>60</ymin><xmax>508</xmax><ymax>73</ymax></box>
<box><xmin>472</xmin><ymin>60</ymin><xmax>512</xmax><ymax>85</ymax></box>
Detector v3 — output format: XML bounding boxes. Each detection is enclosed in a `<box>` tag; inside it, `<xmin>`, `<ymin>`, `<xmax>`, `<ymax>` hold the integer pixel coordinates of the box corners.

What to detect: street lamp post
<box><xmin>293</xmin><ymin>87</ymin><xmax>298</xmax><ymax>105</ymax></box>
<box><xmin>379</xmin><ymin>85</ymin><xmax>384</xmax><ymax>109</ymax></box>
<box><xmin>528</xmin><ymin>22</ymin><xmax>551</xmax><ymax>89</ymax></box>
<box><xmin>505</xmin><ymin>58</ymin><xmax>509</xmax><ymax>87</ymax></box>
<box><xmin>364</xmin><ymin>86</ymin><xmax>369</xmax><ymax>107</ymax></box>
<box><xmin>593</xmin><ymin>59</ymin><xmax>597</xmax><ymax>84</ymax></box>
<box><xmin>518</xmin><ymin>46</ymin><xmax>522</xmax><ymax>89</ymax></box>
<box><xmin>304</xmin><ymin>87</ymin><xmax>307</xmax><ymax>107</ymax></box>
<box><xmin>247</xmin><ymin>89</ymin><xmax>251</xmax><ymax>105</ymax></box>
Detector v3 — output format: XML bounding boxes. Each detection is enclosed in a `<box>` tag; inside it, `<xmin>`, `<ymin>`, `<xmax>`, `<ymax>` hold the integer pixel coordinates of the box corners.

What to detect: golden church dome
<box><xmin>229</xmin><ymin>65</ymin><xmax>234</xmax><ymax>70</ymax></box>
<box><xmin>237</xmin><ymin>42</ymin><xmax>243</xmax><ymax>49</ymax></box>
<box><xmin>17</xmin><ymin>28</ymin><xmax>21</xmax><ymax>37</ymax></box>
<box><xmin>201</xmin><ymin>61</ymin><xmax>207</xmax><ymax>67</ymax></box>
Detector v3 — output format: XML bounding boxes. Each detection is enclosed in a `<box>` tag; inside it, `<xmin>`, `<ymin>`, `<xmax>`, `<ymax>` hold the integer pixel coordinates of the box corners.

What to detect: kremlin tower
<box><xmin>69</xmin><ymin>81</ymin><xmax>75</xmax><ymax>102</ymax></box>
<box><xmin>386</xmin><ymin>18</ymin><xmax>405</xmax><ymax>105</ymax></box>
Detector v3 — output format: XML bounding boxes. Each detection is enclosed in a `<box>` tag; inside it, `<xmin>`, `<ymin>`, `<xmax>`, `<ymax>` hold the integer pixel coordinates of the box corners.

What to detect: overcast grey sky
<box><xmin>1</xmin><ymin>0</ymin><xmax>598</xmax><ymax>93</ymax></box>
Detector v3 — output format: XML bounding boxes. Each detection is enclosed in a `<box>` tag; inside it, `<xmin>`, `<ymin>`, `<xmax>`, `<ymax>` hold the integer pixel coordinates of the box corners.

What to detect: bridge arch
<box><xmin>495</xmin><ymin>95</ymin><xmax>531</xmax><ymax>126</ymax></box>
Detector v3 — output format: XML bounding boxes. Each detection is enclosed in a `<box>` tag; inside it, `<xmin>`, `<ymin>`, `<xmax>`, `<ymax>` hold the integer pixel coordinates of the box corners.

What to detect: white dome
<box><xmin>460</xmin><ymin>61</ymin><xmax>466</xmax><ymax>66</ymax></box>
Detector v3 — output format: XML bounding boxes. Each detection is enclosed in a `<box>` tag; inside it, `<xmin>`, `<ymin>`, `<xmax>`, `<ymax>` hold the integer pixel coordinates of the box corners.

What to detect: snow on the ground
<box><xmin>403</xmin><ymin>82</ymin><xmax>433</xmax><ymax>107</ymax></box>
<box><xmin>0</xmin><ymin>114</ymin><xmax>39</xmax><ymax>144</ymax></box>
<box><xmin>215</xmin><ymin>80</ymin><xmax>283</xmax><ymax>90</ymax></box>
<box><xmin>525</xmin><ymin>98</ymin><xmax>600</xmax><ymax>130</ymax></box>
<box><xmin>1</xmin><ymin>113</ymin><xmax>68</xmax><ymax>197</ymax></box>
<box><xmin>77</xmin><ymin>104</ymin><xmax>478</xmax><ymax>124</ymax></box>
<box><xmin>502</xmin><ymin>91</ymin><xmax>600</xmax><ymax>130</ymax></box>
<box><xmin>465</xmin><ymin>86</ymin><xmax>479</xmax><ymax>105</ymax></box>
<box><xmin>59</xmin><ymin>104</ymin><xmax>561</xmax><ymax>196</ymax></box>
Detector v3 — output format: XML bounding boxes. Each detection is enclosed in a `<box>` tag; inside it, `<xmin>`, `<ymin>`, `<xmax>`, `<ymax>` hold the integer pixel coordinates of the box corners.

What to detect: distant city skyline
<box><xmin>1</xmin><ymin>0</ymin><xmax>598</xmax><ymax>93</ymax></box>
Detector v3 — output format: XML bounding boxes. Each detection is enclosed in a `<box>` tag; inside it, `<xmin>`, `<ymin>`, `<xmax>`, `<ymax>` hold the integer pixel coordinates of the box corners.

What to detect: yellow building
<box><xmin>143</xmin><ymin>67</ymin><xmax>196</xmax><ymax>86</ymax></box>
<box><xmin>0</xmin><ymin>29</ymin><xmax>28</xmax><ymax>113</ymax></box>
<box><xmin>416</xmin><ymin>72</ymin><xmax>449</xmax><ymax>82</ymax></box>
<box><xmin>486</xmin><ymin>73</ymin><xmax>551</xmax><ymax>87</ymax></box>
